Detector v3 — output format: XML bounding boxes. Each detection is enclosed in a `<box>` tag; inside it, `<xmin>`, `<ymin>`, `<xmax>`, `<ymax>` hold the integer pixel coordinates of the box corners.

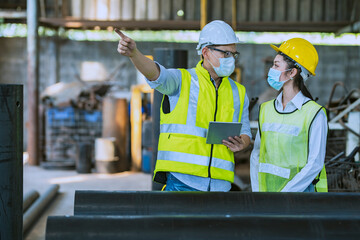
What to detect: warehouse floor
<box><xmin>23</xmin><ymin>164</ymin><xmax>152</xmax><ymax>240</ymax></box>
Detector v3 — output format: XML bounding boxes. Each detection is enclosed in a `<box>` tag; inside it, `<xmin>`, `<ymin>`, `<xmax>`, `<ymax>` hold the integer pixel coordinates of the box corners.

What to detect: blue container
<box><xmin>82</xmin><ymin>110</ymin><xmax>102</xmax><ymax>123</ymax></box>
<box><xmin>47</xmin><ymin>107</ymin><xmax>76</xmax><ymax>127</ymax></box>
<box><xmin>142</xmin><ymin>149</ymin><xmax>152</xmax><ymax>173</ymax></box>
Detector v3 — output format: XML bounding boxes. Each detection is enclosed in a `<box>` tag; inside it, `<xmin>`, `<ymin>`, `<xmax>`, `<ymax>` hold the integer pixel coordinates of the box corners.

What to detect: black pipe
<box><xmin>0</xmin><ymin>85</ymin><xmax>23</xmax><ymax>240</ymax></box>
<box><xmin>46</xmin><ymin>215</ymin><xmax>360</xmax><ymax>240</ymax></box>
<box><xmin>74</xmin><ymin>191</ymin><xmax>360</xmax><ymax>217</ymax></box>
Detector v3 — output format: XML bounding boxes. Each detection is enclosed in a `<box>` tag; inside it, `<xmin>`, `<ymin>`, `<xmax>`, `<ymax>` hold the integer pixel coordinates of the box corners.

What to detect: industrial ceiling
<box><xmin>1</xmin><ymin>0</ymin><xmax>359</xmax><ymax>34</ymax></box>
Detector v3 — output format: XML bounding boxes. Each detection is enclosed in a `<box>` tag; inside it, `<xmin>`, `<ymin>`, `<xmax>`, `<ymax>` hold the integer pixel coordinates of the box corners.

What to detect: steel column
<box><xmin>27</xmin><ymin>0</ymin><xmax>40</xmax><ymax>165</ymax></box>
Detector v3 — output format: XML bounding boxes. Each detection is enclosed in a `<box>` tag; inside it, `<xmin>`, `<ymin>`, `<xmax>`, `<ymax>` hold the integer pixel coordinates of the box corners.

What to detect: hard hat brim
<box><xmin>270</xmin><ymin>44</ymin><xmax>281</xmax><ymax>52</ymax></box>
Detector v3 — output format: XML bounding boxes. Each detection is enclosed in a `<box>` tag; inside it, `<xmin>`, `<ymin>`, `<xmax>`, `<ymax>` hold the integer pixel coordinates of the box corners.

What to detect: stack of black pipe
<box><xmin>46</xmin><ymin>191</ymin><xmax>360</xmax><ymax>240</ymax></box>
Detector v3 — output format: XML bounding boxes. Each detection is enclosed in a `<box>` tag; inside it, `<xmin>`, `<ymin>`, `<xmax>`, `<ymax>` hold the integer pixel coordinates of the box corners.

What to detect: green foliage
<box><xmin>1</xmin><ymin>23</ymin><xmax>359</xmax><ymax>46</ymax></box>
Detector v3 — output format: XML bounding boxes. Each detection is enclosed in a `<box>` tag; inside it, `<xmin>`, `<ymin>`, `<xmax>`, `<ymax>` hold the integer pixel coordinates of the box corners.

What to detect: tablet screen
<box><xmin>206</xmin><ymin>121</ymin><xmax>242</xmax><ymax>144</ymax></box>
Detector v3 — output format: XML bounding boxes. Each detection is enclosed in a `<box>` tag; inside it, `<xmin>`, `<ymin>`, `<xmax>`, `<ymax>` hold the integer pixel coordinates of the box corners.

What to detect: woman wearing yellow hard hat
<box><xmin>250</xmin><ymin>38</ymin><xmax>328</xmax><ymax>192</ymax></box>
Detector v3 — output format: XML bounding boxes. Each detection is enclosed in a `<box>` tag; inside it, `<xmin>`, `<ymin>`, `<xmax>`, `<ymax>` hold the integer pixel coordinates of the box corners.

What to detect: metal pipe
<box><xmin>27</xmin><ymin>0</ymin><xmax>40</xmax><ymax>165</ymax></box>
<box><xmin>23</xmin><ymin>184</ymin><xmax>60</xmax><ymax>234</ymax></box>
<box><xmin>46</xmin><ymin>215</ymin><xmax>360</xmax><ymax>240</ymax></box>
<box><xmin>23</xmin><ymin>190</ymin><xmax>40</xmax><ymax>213</ymax></box>
<box><xmin>329</xmin><ymin>98</ymin><xmax>360</xmax><ymax>123</ymax></box>
<box><xmin>74</xmin><ymin>191</ymin><xmax>360</xmax><ymax>217</ymax></box>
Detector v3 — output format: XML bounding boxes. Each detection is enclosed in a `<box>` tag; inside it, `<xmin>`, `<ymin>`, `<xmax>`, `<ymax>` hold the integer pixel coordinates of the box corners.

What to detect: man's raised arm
<box><xmin>115</xmin><ymin>28</ymin><xmax>159</xmax><ymax>81</ymax></box>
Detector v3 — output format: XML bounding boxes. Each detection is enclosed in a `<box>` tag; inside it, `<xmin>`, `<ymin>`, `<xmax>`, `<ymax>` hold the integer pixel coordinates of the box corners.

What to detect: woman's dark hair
<box><xmin>278</xmin><ymin>52</ymin><xmax>314</xmax><ymax>100</ymax></box>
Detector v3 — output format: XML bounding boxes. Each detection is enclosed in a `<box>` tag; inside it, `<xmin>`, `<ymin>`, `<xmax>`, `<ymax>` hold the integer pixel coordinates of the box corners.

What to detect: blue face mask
<box><xmin>267</xmin><ymin>68</ymin><xmax>291</xmax><ymax>91</ymax></box>
<box><xmin>209</xmin><ymin>51</ymin><xmax>235</xmax><ymax>77</ymax></box>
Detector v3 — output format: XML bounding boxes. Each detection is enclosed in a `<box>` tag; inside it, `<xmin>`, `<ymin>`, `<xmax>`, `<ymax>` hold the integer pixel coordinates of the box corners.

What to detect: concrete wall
<box><xmin>1</xmin><ymin>37</ymin><xmax>359</xmax><ymax>148</ymax></box>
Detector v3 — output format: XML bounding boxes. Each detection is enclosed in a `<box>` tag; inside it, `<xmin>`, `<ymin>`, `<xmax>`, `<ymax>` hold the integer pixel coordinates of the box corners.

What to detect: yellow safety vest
<box><xmin>258</xmin><ymin>99</ymin><xmax>328</xmax><ymax>192</ymax></box>
<box><xmin>153</xmin><ymin>60</ymin><xmax>246</xmax><ymax>184</ymax></box>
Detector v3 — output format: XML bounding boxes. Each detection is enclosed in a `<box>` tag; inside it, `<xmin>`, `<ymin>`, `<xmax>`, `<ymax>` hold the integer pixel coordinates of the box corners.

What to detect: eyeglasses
<box><xmin>208</xmin><ymin>47</ymin><xmax>240</xmax><ymax>59</ymax></box>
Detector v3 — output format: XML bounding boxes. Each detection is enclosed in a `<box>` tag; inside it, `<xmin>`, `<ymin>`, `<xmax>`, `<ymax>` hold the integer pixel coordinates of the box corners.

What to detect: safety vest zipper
<box><xmin>208</xmin><ymin>85</ymin><xmax>219</xmax><ymax>180</ymax></box>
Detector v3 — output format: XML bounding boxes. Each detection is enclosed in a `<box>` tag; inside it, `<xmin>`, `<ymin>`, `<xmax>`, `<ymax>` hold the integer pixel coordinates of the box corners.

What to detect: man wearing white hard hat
<box><xmin>116</xmin><ymin>20</ymin><xmax>251</xmax><ymax>191</ymax></box>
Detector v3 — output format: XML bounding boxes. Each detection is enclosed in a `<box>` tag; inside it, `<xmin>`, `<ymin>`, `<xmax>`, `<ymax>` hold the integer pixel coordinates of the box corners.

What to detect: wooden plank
<box><xmin>335</xmin><ymin>0</ymin><xmax>342</xmax><ymax>21</ymax></box>
<box><xmin>237</xmin><ymin>0</ymin><xmax>247</xmax><ymax>22</ymax></box>
<box><xmin>96</xmin><ymin>0</ymin><xmax>109</xmax><ymax>20</ymax></box>
<box><xmin>223</xmin><ymin>0</ymin><xmax>232</xmax><ymax>22</ymax></box>
<box><xmin>109</xmin><ymin>0</ymin><xmax>121</xmax><ymax>20</ymax></box>
<box><xmin>135</xmin><ymin>0</ymin><xmax>147</xmax><ymax>20</ymax></box>
<box><xmin>312</xmin><ymin>0</ymin><xmax>324</xmax><ymax>22</ymax></box>
<box><xmin>274</xmin><ymin>0</ymin><xmax>286</xmax><ymax>21</ymax></box>
<box><xmin>83</xmin><ymin>0</ymin><xmax>97</xmax><ymax>20</ymax></box>
<box><xmin>160</xmin><ymin>0</ymin><xmax>171</xmax><ymax>20</ymax></box>
<box><xmin>147</xmin><ymin>0</ymin><xmax>159</xmax><ymax>20</ymax></box>
<box><xmin>261</xmin><ymin>0</ymin><xmax>272</xmax><ymax>22</ymax></box>
<box><xmin>249</xmin><ymin>0</ymin><xmax>260</xmax><ymax>22</ymax></box>
<box><xmin>299</xmin><ymin>0</ymin><xmax>311</xmax><ymax>22</ymax></box>
<box><xmin>194</xmin><ymin>0</ymin><xmax>201</xmax><ymax>21</ymax></box>
<box><xmin>325</xmin><ymin>0</ymin><xmax>336</xmax><ymax>21</ymax></box>
<box><xmin>185</xmin><ymin>0</ymin><xmax>196</xmax><ymax>20</ymax></box>
<box><xmin>121</xmin><ymin>0</ymin><xmax>133</xmax><ymax>20</ymax></box>
<box><xmin>173</xmin><ymin>0</ymin><xmax>185</xmax><ymax>20</ymax></box>
<box><xmin>210</xmin><ymin>0</ymin><xmax>222</xmax><ymax>20</ymax></box>
<box><xmin>287</xmin><ymin>0</ymin><xmax>298</xmax><ymax>21</ymax></box>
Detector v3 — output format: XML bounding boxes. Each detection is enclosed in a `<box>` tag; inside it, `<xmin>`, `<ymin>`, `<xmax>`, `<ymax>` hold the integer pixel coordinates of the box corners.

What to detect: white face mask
<box><xmin>267</xmin><ymin>68</ymin><xmax>292</xmax><ymax>91</ymax></box>
<box><xmin>209</xmin><ymin>50</ymin><xmax>235</xmax><ymax>77</ymax></box>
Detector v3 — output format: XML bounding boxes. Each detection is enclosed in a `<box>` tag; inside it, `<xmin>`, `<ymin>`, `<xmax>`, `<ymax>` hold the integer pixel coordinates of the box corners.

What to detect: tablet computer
<box><xmin>206</xmin><ymin>121</ymin><xmax>242</xmax><ymax>144</ymax></box>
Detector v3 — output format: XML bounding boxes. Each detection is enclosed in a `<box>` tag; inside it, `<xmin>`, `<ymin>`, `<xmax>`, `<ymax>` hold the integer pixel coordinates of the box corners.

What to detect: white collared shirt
<box><xmin>250</xmin><ymin>91</ymin><xmax>328</xmax><ymax>192</ymax></box>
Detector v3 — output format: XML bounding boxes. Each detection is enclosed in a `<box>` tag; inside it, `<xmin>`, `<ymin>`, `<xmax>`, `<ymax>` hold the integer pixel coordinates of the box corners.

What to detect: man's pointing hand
<box><xmin>115</xmin><ymin>28</ymin><xmax>137</xmax><ymax>57</ymax></box>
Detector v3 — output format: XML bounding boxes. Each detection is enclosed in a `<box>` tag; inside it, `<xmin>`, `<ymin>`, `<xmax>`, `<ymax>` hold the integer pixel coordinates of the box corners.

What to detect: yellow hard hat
<box><xmin>270</xmin><ymin>38</ymin><xmax>318</xmax><ymax>76</ymax></box>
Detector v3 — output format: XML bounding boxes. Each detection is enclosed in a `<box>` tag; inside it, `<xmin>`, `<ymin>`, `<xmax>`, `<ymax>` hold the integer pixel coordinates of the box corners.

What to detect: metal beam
<box><xmin>46</xmin><ymin>215</ymin><xmax>360</xmax><ymax>240</ymax></box>
<box><xmin>0</xmin><ymin>10</ymin><xmax>26</xmax><ymax>18</ymax></box>
<box><xmin>0</xmin><ymin>84</ymin><xmax>23</xmax><ymax>240</ymax></box>
<box><xmin>74</xmin><ymin>191</ymin><xmax>360</xmax><ymax>216</ymax></box>
<box><xmin>38</xmin><ymin>18</ymin><xmax>351</xmax><ymax>32</ymax></box>
<box><xmin>336</xmin><ymin>20</ymin><xmax>360</xmax><ymax>35</ymax></box>
<box><xmin>200</xmin><ymin>0</ymin><xmax>208</xmax><ymax>29</ymax></box>
<box><xmin>232</xmin><ymin>0</ymin><xmax>237</xmax><ymax>30</ymax></box>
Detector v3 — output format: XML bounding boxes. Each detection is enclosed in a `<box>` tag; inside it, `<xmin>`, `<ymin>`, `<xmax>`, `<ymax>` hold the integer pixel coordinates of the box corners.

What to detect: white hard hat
<box><xmin>196</xmin><ymin>20</ymin><xmax>240</xmax><ymax>55</ymax></box>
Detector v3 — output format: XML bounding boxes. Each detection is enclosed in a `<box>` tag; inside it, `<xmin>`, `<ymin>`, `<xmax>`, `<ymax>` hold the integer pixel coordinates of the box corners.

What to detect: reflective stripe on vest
<box><xmin>258</xmin><ymin>99</ymin><xmax>328</xmax><ymax>192</ymax></box>
<box><xmin>157</xmin><ymin>151</ymin><xmax>234</xmax><ymax>171</ymax></box>
<box><xmin>153</xmin><ymin>61</ymin><xmax>246</xmax><ymax>184</ymax></box>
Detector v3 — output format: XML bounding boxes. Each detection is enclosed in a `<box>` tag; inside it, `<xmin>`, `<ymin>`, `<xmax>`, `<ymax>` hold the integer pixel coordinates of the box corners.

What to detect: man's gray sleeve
<box><xmin>240</xmin><ymin>93</ymin><xmax>252</xmax><ymax>138</ymax></box>
<box><xmin>145</xmin><ymin>62</ymin><xmax>182</xmax><ymax>96</ymax></box>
